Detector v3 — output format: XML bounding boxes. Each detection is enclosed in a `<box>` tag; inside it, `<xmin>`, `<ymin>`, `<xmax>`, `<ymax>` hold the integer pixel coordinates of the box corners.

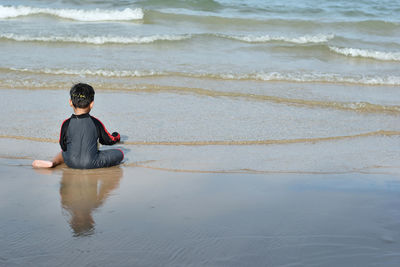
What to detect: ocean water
<box><xmin>0</xmin><ymin>0</ymin><xmax>399</xmax><ymax>173</ymax></box>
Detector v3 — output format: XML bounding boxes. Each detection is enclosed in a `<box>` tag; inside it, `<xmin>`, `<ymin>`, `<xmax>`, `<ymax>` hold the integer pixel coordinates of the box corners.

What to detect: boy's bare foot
<box><xmin>32</xmin><ymin>160</ymin><xmax>54</xmax><ymax>168</ymax></box>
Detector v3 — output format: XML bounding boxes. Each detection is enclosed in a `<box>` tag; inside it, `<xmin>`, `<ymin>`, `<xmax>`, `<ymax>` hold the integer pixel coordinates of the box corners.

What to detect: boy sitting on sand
<box><xmin>32</xmin><ymin>83</ymin><xmax>124</xmax><ymax>169</ymax></box>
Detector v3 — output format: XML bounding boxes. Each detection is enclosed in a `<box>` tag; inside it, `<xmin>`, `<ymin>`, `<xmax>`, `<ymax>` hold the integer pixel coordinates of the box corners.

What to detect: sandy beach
<box><xmin>1</xmin><ymin>0</ymin><xmax>400</xmax><ymax>265</ymax></box>
<box><xmin>1</xmin><ymin>118</ymin><xmax>400</xmax><ymax>265</ymax></box>
<box><xmin>0</xmin><ymin>83</ymin><xmax>400</xmax><ymax>265</ymax></box>
<box><xmin>0</xmin><ymin>78</ymin><xmax>399</xmax><ymax>266</ymax></box>
<box><xmin>1</xmin><ymin>154</ymin><xmax>400</xmax><ymax>266</ymax></box>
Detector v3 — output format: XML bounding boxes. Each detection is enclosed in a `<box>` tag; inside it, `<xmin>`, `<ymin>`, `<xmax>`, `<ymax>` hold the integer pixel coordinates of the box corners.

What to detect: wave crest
<box><xmin>329</xmin><ymin>46</ymin><xmax>400</xmax><ymax>61</ymax></box>
<box><xmin>219</xmin><ymin>72</ymin><xmax>400</xmax><ymax>86</ymax></box>
<box><xmin>9</xmin><ymin>68</ymin><xmax>163</xmax><ymax>77</ymax></box>
<box><xmin>0</xmin><ymin>5</ymin><xmax>144</xmax><ymax>21</ymax></box>
<box><xmin>221</xmin><ymin>33</ymin><xmax>334</xmax><ymax>44</ymax></box>
<box><xmin>0</xmin><ymin>32</ymin><xmax>335</xmax><ymax>45</ymax></box>
<box><xmin>0</xmin><ymin>33</ymin><xmax>190</xmax><ymax>44</ymax></box>
<box><xmin>5</xmin><ymin>67</ymin><xmax>400</xmax><ymax>86</ymax></box>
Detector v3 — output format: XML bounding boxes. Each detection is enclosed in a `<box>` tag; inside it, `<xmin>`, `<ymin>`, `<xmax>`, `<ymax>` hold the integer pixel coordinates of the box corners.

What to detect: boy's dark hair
<box><xmin>70</xmin><ymin>83</ymin><xmax>95</xmax><ymax>108</ymax></box>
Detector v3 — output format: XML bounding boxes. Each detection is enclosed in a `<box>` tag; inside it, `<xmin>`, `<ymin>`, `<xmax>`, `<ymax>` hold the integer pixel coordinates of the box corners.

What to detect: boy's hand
<box><xmin>112</xmin><ymin>132</ymin><xmax>121</xmax><ymax>142</ymax></box>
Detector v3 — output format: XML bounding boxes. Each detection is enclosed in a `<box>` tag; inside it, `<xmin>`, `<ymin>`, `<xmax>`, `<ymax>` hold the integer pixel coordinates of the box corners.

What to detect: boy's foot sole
<box><xmin>32</xmin><ymin>160</ymin><xmax>54</xmax><ymax>168</ymax></box>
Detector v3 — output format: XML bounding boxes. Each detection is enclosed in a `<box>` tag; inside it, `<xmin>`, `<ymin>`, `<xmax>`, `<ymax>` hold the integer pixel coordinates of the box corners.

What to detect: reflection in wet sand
<box><xmin>59</xmin><ymin>167</ymin><xmax>123</xmax><ymax>236</ymax></box>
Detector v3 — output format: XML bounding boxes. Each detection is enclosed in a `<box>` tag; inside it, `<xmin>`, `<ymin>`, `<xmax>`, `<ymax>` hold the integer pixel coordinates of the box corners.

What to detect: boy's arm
<box><xmin>90</xmin><ymin>116</ymin><xmax>121</xmax><ymax>145</ymax></box>
<box><xmin>59</xmin><ymin>118</ymin><xmax>71</xmax><ymax>151</ymax></box>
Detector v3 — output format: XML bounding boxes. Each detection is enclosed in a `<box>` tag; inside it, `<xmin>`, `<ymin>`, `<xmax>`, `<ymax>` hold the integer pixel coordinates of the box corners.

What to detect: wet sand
<box><xmin>1</xmin><ymin>86</ymin><xmax>400</xmax><ymax>266</ymax></box>
<box><xmin>2</xmin><ymin>0</ymin><xmax>400</xmax><ymax>264</ymax></box>
<box><xmin>1</xmin><ymin>154</ymin><xmax>400</xmax><ymax>266</ymax></box>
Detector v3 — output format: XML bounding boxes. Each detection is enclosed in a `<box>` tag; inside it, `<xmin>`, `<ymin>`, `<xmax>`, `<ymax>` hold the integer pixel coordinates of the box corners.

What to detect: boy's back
<box><xmin>61</xmin><ymin>113</ymin><xmax>123</xmax><ymax>169</ymax></box>
<box><xmin>32</xmin><ymin>83</ymin><xmax>124</xmax><ymax>169</ymax></box>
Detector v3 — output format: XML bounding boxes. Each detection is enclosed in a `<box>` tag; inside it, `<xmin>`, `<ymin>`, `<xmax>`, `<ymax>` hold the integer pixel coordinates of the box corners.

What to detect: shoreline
<box><xmin>1</xmin><ymin>135</ymin><xmax>400</xmax><ymax>176</ymax></box>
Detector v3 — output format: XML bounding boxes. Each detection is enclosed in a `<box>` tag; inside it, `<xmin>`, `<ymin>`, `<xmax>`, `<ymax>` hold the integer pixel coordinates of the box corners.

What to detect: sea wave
<box><xmin>147</xmin><ymin>10</ymin><xmax>400</xmax><ymax>30</ymax></box>
<box><xmin>3</xmin><ymin>4</ymin><xmax>395</xmax><ymax>27</ymax></box>
<box><xmin>8</xmin><ymin>68</ymin><xmax>163</xmax><ymax>77</ymax></box>
<box><xmin>1</xmin><ymin>79</ymin><xmax>399</xmax><ymax>114</ymax></box>
<box><xmin>219</xmin><ymin>72</ymin><xmax>400</xmax><ymax>86</ymax></box>
<box><xmin>0</xmin><ymin>33</ymin><xmax>190</xmax><ymax>44</ymax></box>
<box><xmin>0</xmin><ymin>5</ymin><xmax>144</xmax><ymax>21</ymax></box>
<box><xmin>5</xmin><ymin>67</ymin><xmax>400</xmax><ymax>86</ymax></box>
<box><xmin>0</xmin><ymin>32</ymin><xmax>333</xmax><ymax>45</ymax></box>
<box><xmin>220</xmin><ymin>33</ymin><xmax>334</xmax><ymax>44</ymax></box>
<box><xmin>329</xmin><ymin>46</ymin><xmax>400</xmax><ymax>61</ymax></box>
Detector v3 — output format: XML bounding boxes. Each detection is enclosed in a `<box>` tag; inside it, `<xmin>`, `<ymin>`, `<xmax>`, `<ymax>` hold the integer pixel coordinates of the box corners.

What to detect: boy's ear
<box><xmin>69</xmin><ymin>99</ymin><xmax>73</xmax><ymax>107</ymax></box>
<box><xmin>89</xmin><ymin>101</ymin><xmax>94</xmax><ymax>109</ymax></box>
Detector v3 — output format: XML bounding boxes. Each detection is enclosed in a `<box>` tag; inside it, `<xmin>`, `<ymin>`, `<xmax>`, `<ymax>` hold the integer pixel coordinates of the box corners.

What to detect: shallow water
<box><xmin>1</xmin><ymin>1</ymin><xmax>399</xmax><ymax>151</ymax></box>
<box><xmin>0</xmin><ymin>88</ymin><xmax>399</xmax><ymax>174</ymax></box>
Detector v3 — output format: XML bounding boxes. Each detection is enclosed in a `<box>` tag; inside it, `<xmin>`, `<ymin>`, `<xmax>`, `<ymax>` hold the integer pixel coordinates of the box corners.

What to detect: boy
<box><xmin>32</xmin><ymin>83</ymin><xmax>124</xmax><ymax>169</ymax></box>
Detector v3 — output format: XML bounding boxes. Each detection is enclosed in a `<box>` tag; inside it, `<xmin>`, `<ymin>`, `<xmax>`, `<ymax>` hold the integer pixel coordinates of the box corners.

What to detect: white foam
<box><xmin>9</xmin><ymin>68</ymin><xmax>164</xmax><ymax>77</ymax></box>
<box><xmin>329</xmin><ymin>46</ymin><xmax>400</xmax><ymax>61</ymax></box>
<box><xmin>220</xmin><ymin>33</ymin><xmax>334</xmax><ymax>44</ymax></box>
<box><xmin>0</xmin><ymin>5</ymin><xmax>143</xmax><ymax>21</ymax></box>
<box><xmin>237</xmin><ymin>72</ymin><xmax>400</xmax><ymax>85</ymax></box>
<box><xmin>0</xmin><ymin>33</ymin><xmax>190</xmax><ymax>44</ymax></box>
<box><xmin>0</xmin><ymin>32</ymin><xmax>335</xmax><ymax>45</ymax></box>
<box><xmin>6</xmin><ymin>68</ymin><xmax>400</xmax><ymax>86</ymax></box>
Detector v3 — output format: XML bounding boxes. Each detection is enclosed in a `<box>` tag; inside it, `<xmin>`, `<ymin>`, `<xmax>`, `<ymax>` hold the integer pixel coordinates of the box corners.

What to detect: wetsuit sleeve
<box><xmin>59</xmin><ymin>118</ymin><xmax>71</xmax><ymax>151</ymax></box>
<box><xmin>90</xmin><ymin>116</ymin><xmax>121</xmax><ymax>145</ymax></box>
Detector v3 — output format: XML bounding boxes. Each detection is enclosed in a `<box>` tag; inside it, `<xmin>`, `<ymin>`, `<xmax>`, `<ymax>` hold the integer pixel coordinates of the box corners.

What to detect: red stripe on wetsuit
<box><xmin>91</xmin><ymin>115</ymin><xmax>120</xmax><ymax>143</ymax></box>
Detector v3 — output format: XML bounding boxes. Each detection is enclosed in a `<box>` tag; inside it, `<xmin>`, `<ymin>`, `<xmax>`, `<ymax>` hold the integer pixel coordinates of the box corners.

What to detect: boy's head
<box><xmin>70</xmin><ymin>83</ymin><xmax>95</xmax><ymax>109</ymax></box>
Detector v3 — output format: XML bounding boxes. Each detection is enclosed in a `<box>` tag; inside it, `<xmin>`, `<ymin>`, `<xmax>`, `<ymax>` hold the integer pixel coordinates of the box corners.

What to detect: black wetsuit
<box><xmin>59</xmin><ymin>113</ymin><xmax>124</xmax><ymax>169</ymax></box>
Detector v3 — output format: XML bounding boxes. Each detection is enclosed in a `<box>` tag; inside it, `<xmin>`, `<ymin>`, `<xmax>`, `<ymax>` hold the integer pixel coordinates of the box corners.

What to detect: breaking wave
<box><xmin>221</xmin><ymin>33</ymin><xmax>335</xmax><ymax>44</ymax></box>
<box><xmin>6</xmin><ymin>67</ymin><xmax>400</xmax><ymax>86</ymax></box>
<box><xmin>2</xmin><ymin>68</ymin><xmax>400</xmax><ymax>114</ymax></box>
<box><xmin>219</xmin><ymin>71</ymin><xmax>400</xmax><ymax>86</ymax></box>
<box><xmin>8</xmin><ymin>67</ymin><xmax>163</xmax><ymax>77</ymax></box>
<box><xmin>329</xmin><ymin>46</ymin><xmax>400</xmax><ymax>61</ymax></box>
<box><xmin>0</xmin><ymin>32</ymin><xmax>335</xmax><ymax>45</ymax></box>
<box><xmin>0</xmin><ymin>5</ymin><xmax>144</xmax><ymax>21</ymax></box>
<box><xmin>0</xmin><ymin>33</ymin><xmax>190</xmax><ymax>44</ymax></box>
